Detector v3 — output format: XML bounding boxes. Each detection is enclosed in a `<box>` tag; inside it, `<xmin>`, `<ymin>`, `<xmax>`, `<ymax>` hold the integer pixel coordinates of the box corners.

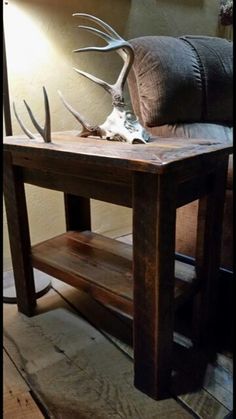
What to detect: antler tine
<box><xmin>74</xmin><ymin>25</ymin><xmax>131</xmax><ymax>64</ymax></box>
<box><xmin>73</xmin><ymin>13</ymin><xmax>122</xmax><ymax>40</ymax></box>
<box><xmin>73</xmin><ymin>16</ymin><xmax>134</xmax><ymax>106</ymax></box>
<box><xmin>43</xmin><ymin>86</ymin><xmax>51</xmax><ymax>143</ymax></box>
<box><xmin>75</xmin><ymin>18</ymin><xmax>131</xmax><ymax>61</ymax></box>
<box><xmin>73</xmin><ymin>68</ymin><xmax>112</xmax><ymax>95</ymax></box>
<box><xmin>73</xmin><ymin>40</ymin><xmax>132</xmax><ymax>63</ymax></box>
<box><xmin>74</xmin><ymin>15</ymin><xmax>129</xmax><ymax>61</ymax></box>
<box><xmin>13</xmin><ymin>102</ymin><xmax>36</xmax><ymax>139</ymax></box>
<box><xmin>23</xmin><ymin>100</ymin><xmax>44</xmax><ymax>136</ymax></box>
<box><xmin>58</xmin><ymin>90</ymin><xmax>102</xmax><ymax>137</ymax></box>
<box><xmin>23</xmin><ymin>87</ymin><xmax>51</xmax><ymax>143</ymax></box>
<box><xmin>77</xmin><ymin>25</ymin><xmax>115</xmax><ymax>45</ymax></box>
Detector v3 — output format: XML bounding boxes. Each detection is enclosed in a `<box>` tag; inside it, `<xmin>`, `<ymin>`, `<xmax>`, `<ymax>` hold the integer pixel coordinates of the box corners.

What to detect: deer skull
<box><xmin>59</xmin><ymin>13</ymin><xmax>151</xmax><ymax>144</ymax></box>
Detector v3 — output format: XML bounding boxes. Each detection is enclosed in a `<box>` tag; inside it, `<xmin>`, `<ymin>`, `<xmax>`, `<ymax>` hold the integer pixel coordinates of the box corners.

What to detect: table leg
<box><xmin>194</xmin><ymin>157</ymin><xmax>229</xmax><ymax>346</ymax></box>
<box><xmin>132</xmin><ymin>172</ymin><xmax>177</xmax><ymax>399</ymax></box>
<box><xmin>4</xmin><ymin>152</ymin><xmax>36</xmax><ymax>316</ymax></box>
<box><xmin>64</xmin><ymin>194</ymin><xmax>91</xmax><ymax>231</ymax></box>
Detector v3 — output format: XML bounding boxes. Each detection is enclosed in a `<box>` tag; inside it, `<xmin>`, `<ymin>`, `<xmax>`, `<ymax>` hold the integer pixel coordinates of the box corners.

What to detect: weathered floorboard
<box><xmin>4</xmin><ymin>391</ymin><xmax>44</xmax><ymax>419</ymax></box>
<box><xmin>3</xmin><ymin>288</ymin><xmax>193</xmax><ymax>419</ymax></box>
<box><xmin>3</xmin><ymin>350</ymin><xmax>29</xmax><ymax>396</ymax></box>
<box><xmin>203</xmin><ymin>360</ymin><xmax>233</xmax><ymax>410</ymax></box>
<box><xmin>3</xmin><ymin>350</ymin><xmax>44</xmax><ymax>419</ymax></box>
<box><xmin>52</xmin><ymin>271</ymin><xmax>232</xmax><ymax>418</ymax></box>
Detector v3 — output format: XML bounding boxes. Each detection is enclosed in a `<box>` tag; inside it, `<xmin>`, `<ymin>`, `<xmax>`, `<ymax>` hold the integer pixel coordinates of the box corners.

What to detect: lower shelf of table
<box><xmin>31</xmin><ymin>230</ymin><xmax>198</xmax><ymax>316</ymax></box>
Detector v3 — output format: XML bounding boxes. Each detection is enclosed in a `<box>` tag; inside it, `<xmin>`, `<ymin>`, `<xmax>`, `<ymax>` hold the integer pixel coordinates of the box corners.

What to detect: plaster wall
<box><xmin>3</xmin><ymin>0</ymin><xmax>220</xmax><ymax>271</ymax></box>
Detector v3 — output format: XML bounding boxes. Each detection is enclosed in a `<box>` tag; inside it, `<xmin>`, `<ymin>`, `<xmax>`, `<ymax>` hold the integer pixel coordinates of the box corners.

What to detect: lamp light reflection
<box><xmin>4</xmin><ymin>2</ymin><xmax>53</xmax><ymax>78</ymax></box>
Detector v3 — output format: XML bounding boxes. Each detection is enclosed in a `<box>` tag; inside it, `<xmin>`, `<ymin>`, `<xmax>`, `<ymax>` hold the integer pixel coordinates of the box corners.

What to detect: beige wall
<box><xmin>3</xmin><ymin>0</ymin><xmax>220</xmax><ymax>271</ymax></box>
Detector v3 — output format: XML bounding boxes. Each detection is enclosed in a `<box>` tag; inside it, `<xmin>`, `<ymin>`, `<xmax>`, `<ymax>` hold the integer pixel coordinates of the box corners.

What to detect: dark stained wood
<box><xmin>11</xmin><ymin>150</ymin><xmax>132</xmax><ymax>185</ymax></box>
<box><xmin>177</xmin><ymin>174</ymin><xmax>211</xmax><ymax>207</ymax></box>
<box><xmin>3</xmin><ymin>131</ymin><xmax>232</xmax><ymax>401</ymax></box>
<box><xmin>31</xmin><ymin>231</ymin><xmax>196</xmax><ymax>317</ymax></box>
<box><xmin>3</xmin><ymin>30</ymin><xmax>13</xmax><ymax>136</ymax></box>
<box><xmin>193</xmin><ymin>156</ymin><xmax>229</xmax><ymax>347</ymax></box>
<box><xmin>3</xmin><ymin>151</ymin><xmax>36</xmax><ymax>316</ymax></box>
<box><xmin>132</xmin><ymin>172</ymin><xmax>177</xmax><ymax>400</ymax></box>
<box><xmin>4</xmin><ymin>133</ymin><xmax>232</xmax><ymax>176</ymax></box>
<box><xmin>22</xmin><ymin>167</ymin><xmax>132</xmax><ymax>207</ymax></box>
<box><xmin>21</xmin><ymin>164</ymin><xmax>223</xmax><ymax>210</ymax></box>
<box><xmin>31</xmin><ymin>231</ymin><xmax>133</xmax><ymax>316</ymax></box>
<box><xmin>64</xmin><ymin>194</ymin><xmax>91</xmax><ymax>231</ymax></box>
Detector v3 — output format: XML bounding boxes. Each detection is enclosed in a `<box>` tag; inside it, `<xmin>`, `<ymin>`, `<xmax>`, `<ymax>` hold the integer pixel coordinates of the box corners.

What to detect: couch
<box><xmin>128</xmin><ymin>35</ymin><xmax>233</xmax><ymax>271</ymax></box>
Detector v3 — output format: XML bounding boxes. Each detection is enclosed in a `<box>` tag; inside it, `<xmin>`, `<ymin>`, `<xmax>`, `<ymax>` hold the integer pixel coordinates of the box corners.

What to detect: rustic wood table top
<box><xmin>4</xmin><ymin>131</ymin><xmax>232</xmax><ymax>174</ymax></box>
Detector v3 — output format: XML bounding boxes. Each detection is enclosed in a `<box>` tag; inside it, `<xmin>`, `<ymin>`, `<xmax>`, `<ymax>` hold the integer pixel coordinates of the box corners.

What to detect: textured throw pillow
<box><xmin>129</xmin><ymin>36</ymin><xmax>232</xmax><ymax>126</ymax></box>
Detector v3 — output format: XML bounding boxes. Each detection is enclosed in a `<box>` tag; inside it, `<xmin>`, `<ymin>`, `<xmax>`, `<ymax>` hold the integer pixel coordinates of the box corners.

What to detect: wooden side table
<box><xmin>3</xmin><ymin>133</ymin><xmax>232</xmax><ymax>400</ymax></box>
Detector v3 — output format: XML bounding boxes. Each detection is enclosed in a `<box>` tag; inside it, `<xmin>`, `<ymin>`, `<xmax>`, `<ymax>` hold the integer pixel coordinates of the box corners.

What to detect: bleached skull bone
<box><xmin>99</xmin><ymin>107</ymin><xmax>150</xmax><ymax>144</ymax></box>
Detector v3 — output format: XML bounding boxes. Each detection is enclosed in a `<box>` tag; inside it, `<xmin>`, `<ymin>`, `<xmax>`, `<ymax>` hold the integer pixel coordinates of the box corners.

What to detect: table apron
<box><xmin>21</xmin><ymin>166</ymin><xmax>133</xmax><ymax>207</ymax></box>
<box><xmin>21</xmin><ymin>165</ymin><xmax>217</xmax><ymax>209</ymax></box>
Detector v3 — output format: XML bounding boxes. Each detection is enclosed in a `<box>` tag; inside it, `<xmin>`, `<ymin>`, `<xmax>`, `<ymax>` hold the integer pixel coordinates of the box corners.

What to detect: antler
<box><xmin>72</xmin><ymin>13</ymin><xmax>134</xmax><ymax>107</ymax></box>
<box><xmin>59</xmin><ymin>13</ymin><xmax>150</xmax><ymax>144</ymax></box>
<box><xmin>13</xmin><ymin>87</ymin><xmax>51</xmax><ymax>143</ymax></box>
<box><xmin>57</xmin><ymin>90</ymin><xmax>102</xmax><ymax>137</ymax></box>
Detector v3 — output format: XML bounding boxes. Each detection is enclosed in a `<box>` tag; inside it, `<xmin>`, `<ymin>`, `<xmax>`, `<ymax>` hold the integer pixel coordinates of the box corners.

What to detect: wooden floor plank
<box><xmin>3</xmin><ymin>350</ymin><xmax>44</xmax><ymax>419</ymax></box>
<box><xmin>203</xmin><ymin>362</ymin><xmax>233</xmax><ymax>410</ymax></box>
<box><xmin>217</xmin><ymin>353</ymin><xmax>233</xmax><ymax>375</ymax></box>
<box><xmin>52</xmin><ymin>277</ymin><xmax>231</xmax><ymax>419</ymax></box>
<box><xmin>3</xmin><ymin>350</ymin><xmax>29</xmax><ymax>396</ymax></box>
<box><xmin>179</xmin><ymin>390</ymin><xmax>229</xmax><ymax>419</ymax></box>
<box><xmin>4</xmin><ymin>391</ymin><xmax>45</xmax><ymax>419</ymax></box>
<box><xmin>3</xmin><ymin>288</ymin><xmax>193</xmax><ymax>419</ymax></box>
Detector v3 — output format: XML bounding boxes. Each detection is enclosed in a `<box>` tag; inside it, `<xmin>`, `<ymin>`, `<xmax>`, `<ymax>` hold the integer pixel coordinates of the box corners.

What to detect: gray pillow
<box><xmin>128</xmin><ymin>36</ymin><xmax>232</xmax><ymax>126</ymax></box>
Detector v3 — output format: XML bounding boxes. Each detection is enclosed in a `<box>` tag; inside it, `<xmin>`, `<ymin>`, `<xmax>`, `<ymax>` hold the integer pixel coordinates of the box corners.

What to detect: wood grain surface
<box><xmin>4</xmin><ymin>131</ymin><xmax>232</xmax><ymax>403</ymax></box>
<box><xmin>3</xmin><ymin>264</ymin><xmax>232</xmax><ymax>418</ymax></box>
<box><xmin>31</xmin><ymin>230</ymin><xmax>197</xmax><ymax>317</ymax></box>
<box><xmin>3</xmin><ymin>151</ymin><xmax>36</xmax><ymax>316</ymax></box>
<box><xmin>52</xmin><ymin>278</ymin><xmax>232</xmax><ymax>418</ymax></box>
<box><xmin>3</xmin><ymin>351</ymin><xmax>44</xmax><ymax>419</ymax></box>
<box><xmin>4</xmin><ymin>132</ymin><xmax>232</xmax><ymax>175</ymax></box>
<box><xmin>132</xmin><ymin>171</ymin><xmax>177</xmax><ymax>399</ymax></box>
<box><xmin>3</xmin><ymin>289</ymin><xmax>194</xmax><ymax>419</ymax></box>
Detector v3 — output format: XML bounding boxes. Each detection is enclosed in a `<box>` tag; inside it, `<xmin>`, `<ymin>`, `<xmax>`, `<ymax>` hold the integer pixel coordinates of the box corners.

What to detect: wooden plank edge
<box><xmin>3</xmin><ymin>390</ymin><xmax>45</xmax><ymax>419</ymax></box>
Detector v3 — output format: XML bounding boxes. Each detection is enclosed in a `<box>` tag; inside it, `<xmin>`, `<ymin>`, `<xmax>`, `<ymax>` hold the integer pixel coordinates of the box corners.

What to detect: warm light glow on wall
<box><xmin>4</xmin><ymin>2</ymin><xmax>54</xmax><ymax>78</ymax></box>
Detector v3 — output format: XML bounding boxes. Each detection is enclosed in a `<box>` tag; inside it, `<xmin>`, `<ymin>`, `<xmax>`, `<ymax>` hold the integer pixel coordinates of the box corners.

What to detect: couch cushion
<box><xmin>149</xmin><ymin>122</ymin><xmax>232</xmax><ymax>141</ymax></box>
<box><xmin>180</xmin><ymin>36</ymin><xmax>233</xmax><ymax>123</ymax></box>
<box><xmin>129</xmin><ymin>36</ymin><xmax>232</xmax><ymax>126</ymax></box>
